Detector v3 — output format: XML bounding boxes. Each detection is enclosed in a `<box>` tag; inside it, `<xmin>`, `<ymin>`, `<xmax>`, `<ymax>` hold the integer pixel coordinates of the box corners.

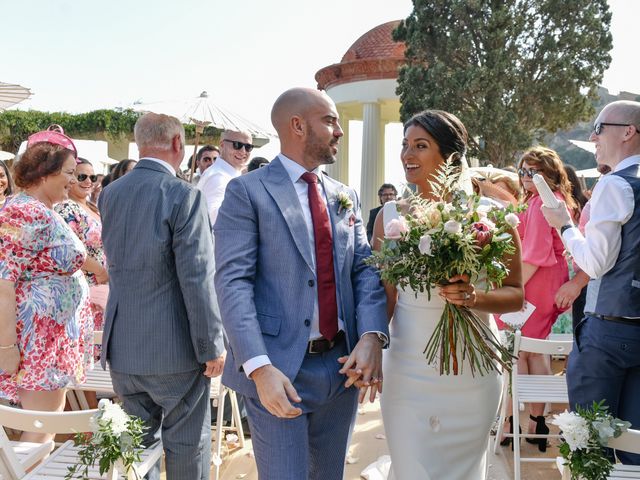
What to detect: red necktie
<box><xmin>301</xmin><ymin>172</ymin><xmax>338</xmax><ymax>341</ymax></box>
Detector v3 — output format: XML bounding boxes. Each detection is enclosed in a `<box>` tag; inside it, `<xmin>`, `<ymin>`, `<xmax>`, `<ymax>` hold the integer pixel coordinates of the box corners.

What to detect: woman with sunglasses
<box><xmin>496</xmin><ymin>146</ymin><xmax>577</xmax><ymax>450</ymax></box>
<box><xmin>0</xmin><ymin>159</ymin><xmax>14</xmax><ymax>208</ymax></box>
<box><xmin>55</xmin><ymin>159</ymin><xmax>108</xmax><ymax>364</ymax></box>
<box><xmin>0</xmin><ymin>131</ymin><xmax>93</xmax><ymax>443</ymax></box>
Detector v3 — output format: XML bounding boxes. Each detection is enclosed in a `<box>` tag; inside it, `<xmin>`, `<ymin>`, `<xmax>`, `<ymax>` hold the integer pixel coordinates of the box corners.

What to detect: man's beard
<box><xmin>304</xmin><ymin>127</ymin><xmax>337</xmax><ymax>165</ymax></box>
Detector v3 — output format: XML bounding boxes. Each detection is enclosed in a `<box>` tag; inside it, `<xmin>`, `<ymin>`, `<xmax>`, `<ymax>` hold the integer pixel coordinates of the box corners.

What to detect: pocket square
<box><xmin>349</xmin><ymin>214</ymin><xmax>356</xmax><ymax>227</ymax></box>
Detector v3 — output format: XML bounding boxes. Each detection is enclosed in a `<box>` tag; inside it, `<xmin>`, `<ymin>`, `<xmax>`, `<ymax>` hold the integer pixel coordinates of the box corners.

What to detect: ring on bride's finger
<box><xmin>463</xmin><ymin>292</ymin><xmax>470</xmax><ymax>300</ymax></box>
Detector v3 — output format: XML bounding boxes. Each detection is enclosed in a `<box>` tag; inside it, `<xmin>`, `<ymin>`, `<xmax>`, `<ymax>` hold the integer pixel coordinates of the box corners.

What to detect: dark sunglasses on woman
<box><xmin>518</xmin><ymin>167</ymin><xmax>539</xmax><ymax>178</ymax></box>
<box><xmin>77</xmin><ymin>174</ymin><xmax>98</xmax><ymax>183</ymax></box>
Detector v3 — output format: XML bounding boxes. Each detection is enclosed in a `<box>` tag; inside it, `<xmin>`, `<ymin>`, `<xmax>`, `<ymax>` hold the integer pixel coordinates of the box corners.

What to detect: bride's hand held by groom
<box><xmin>338</xmin><ymin>333</ymin><xmax>384</xmax><ymax>404</ymax></box>
<box><xmin>250</xmin><ymin>364</ymin><xmax>303</xmax><ymax>419</ymax></box>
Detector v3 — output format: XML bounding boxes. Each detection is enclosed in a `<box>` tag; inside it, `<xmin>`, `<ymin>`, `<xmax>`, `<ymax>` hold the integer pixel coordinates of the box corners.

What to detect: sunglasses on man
<box><xmin>592</xmin><ymin>122</ymin><xmax>640</xmax><ymax>136</ymax></box>
<box><xmin>518</xmin><ymin>167</ymin><xmax>539</xmax><ymax>178</ymax></box>
<box><xmin>223</xmin><ymin>139</ymin><xmax>254</xmax><ymax>152</ymax></box>
<box><xmin>77</xmin><ymin>174</ymin><xmax>98</xmax><ymax>183</ymax></box>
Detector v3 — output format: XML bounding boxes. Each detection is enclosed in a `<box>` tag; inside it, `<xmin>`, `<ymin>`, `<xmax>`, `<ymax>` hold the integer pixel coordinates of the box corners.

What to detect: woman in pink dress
<box><xmin>0</xmin><ymin>131</ymin><xmax>93</xmax><ymax>443</ymax></box>
<box><xmin>496</xmin><ymin>146</ymin><xmax>576</xmax><ymax>450</ymax></box>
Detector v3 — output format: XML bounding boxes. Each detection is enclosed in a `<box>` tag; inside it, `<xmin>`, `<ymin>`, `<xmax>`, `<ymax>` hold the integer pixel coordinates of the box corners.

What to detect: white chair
<box><xmin>492</xmin><ymin>330</ymin><xmax>573</xmax><ymax>479</ymax></box>
<box><xmin>69</xmin><ymin>332</ymin><xmax>244</xmax><ymax>479</ymax></box>
<box><xmin>557</xmin><ymin>429</ymin><xmax>640</xmax><ymax>479</ymax></box>
<box><xmin>0</xmin><ymin>403</ymin><xmax>162</xmax><ymax>479</ymax></box>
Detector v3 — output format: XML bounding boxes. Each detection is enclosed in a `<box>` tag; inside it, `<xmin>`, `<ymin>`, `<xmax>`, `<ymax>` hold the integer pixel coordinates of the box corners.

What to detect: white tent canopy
<box><xmin>18</xmin><ymin>139</ymin><xmax>117</xmax><ymax>174</ymax></box>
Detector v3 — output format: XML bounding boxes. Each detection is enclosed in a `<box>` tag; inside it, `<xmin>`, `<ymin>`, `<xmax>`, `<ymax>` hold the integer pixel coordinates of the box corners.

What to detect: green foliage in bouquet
<box><xmin>553</xmin><ymin>400</ymin><xmax>631</xmax><ymax>480</ymax></box>
<box><xmin>66</xmin><ymin>400</ymin><xmax>147</xmax><ymax>480</ymax></box>
<box><xmin>367</xmin><ymin>160</ymin><xmax>524</xmax><ymax>376</ymax></box>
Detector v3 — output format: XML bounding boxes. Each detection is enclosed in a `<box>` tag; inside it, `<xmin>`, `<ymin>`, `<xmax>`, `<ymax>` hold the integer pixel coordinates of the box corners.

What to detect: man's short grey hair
<box><xmin>135</xmin><ymin>113</ymin><xmax>185</xmax><ymax>150</ymax></box>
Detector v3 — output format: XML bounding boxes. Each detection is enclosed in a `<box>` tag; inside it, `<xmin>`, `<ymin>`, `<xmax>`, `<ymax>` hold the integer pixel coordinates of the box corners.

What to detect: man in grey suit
<box><xmin>214</xmin><ymin>88</ymin><xmax>389</xmax><ymax>480</ymax></box>
<box><xmin>99</xmin><ymin>113</ymin><xmax>225</xmax><ymax>479</ymax></box>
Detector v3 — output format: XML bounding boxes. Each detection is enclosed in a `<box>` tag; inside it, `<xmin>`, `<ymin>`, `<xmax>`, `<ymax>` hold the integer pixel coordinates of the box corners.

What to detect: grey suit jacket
<box><xmin>214</xmin><ymin>157</ymin><xmax>388</xmax><ymax>398</ymax></box>
<box><xmin>99</xmin><ymin>159</ymin><xmax>225</xmax><ymax>375</ymax></box>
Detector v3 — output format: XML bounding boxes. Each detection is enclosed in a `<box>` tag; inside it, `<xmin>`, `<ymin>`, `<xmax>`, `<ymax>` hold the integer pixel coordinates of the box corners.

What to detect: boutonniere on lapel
<box><xmin>334</xmin><ymin>191</ymin><xmax>354</xmax><ymax>215</ymax></box>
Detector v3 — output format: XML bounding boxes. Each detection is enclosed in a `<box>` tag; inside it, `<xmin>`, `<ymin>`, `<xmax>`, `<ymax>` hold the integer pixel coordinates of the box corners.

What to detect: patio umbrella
<box><xmin>0</xmin><ymin>82</ymin><xmax>32</xmax><ymax>111</ymax></box>
<box><xmin>132</xmin><ymin>91</ymin><xmax>275</xmax><ymax>180</ymax></box>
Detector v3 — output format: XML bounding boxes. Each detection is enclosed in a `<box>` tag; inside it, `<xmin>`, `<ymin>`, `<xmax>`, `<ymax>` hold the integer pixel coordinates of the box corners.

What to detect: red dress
<box><xmin>496</xmin><ymin>193</ymin><xmax>569</xmax><ymax>339</ymax></box>
<box><xmin>0</xmin><ymin>193</ymin><xmax>94</xmax><ymax>402</ymax></box>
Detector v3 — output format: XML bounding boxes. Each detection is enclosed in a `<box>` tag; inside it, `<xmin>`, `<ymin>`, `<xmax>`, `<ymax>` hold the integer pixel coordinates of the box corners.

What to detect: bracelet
<box><xmin>0</xmin><ymin>343</ymin><xmax>17</xmax><ymax>350</ymax></box>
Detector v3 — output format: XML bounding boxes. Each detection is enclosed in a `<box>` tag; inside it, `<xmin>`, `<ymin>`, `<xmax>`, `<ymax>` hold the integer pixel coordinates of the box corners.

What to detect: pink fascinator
<box><xmin>27</xmin><ymin>124</ymin><xmax>78</xmax><ymax>160</ymax></box>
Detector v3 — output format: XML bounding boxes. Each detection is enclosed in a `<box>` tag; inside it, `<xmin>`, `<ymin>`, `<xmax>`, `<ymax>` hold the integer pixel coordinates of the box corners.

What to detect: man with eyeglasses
<box><xmin>198</xmin><ymin>129</ymin><xmax>254</xmax><ymax>226</ymax></box>
<box><xmin>542</xmin><ymin>100</ymin><xmax>640</xmax><ymax>465</ymax></box>
<box><xmin>366</xmin><ymin>183</ymin><xmax>397</xmax><ymax>243</ymax></box>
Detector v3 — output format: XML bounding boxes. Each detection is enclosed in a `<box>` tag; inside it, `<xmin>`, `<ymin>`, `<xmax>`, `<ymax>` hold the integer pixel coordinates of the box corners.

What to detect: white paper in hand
<box><xmin>533</xmin><ymin>174</ymin><xmax>559</xmax><ymax>208</ymax></box>
<box><xmin>499</xmin><ymin>301</ymin><xmax>536</xmax><ymax>329</ymax></box>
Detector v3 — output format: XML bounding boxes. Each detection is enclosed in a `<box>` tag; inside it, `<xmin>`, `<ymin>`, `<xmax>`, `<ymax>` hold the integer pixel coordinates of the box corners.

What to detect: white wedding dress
<box><xmin>363</xmin><ymin>202</ymin><xmax>502</xmax><ymax>480</ymax></box>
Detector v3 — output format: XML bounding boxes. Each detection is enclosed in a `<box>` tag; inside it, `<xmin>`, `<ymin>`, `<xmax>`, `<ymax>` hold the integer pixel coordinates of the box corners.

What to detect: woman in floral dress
<box><xmin>56</xmin><ymin>158</ymin><xmax>108</xmax><ymax>361</ymax></box>
<box><xmin>0</xmin><ymin>130</ymin><xmax>93</xmax><ymax>443</ymax></box>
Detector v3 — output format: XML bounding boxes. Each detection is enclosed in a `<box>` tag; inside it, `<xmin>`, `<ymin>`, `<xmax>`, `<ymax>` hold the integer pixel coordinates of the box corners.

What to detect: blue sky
<box><xmin>5</xmin><ymin>0</ymin><xmax>635</xmax><ymax>127</ymax></box>
<box><xmin>3</xmin><ymin>0</ymin><xmax>636</xmax><ymax>188</ymax></box>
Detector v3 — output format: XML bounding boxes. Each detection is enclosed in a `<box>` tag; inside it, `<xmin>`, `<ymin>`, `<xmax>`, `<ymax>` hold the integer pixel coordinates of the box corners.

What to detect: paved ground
<box><xmin>213</xmin><ymin>397</ymin><xmax>565</xmax><ymax>480</ymax></box>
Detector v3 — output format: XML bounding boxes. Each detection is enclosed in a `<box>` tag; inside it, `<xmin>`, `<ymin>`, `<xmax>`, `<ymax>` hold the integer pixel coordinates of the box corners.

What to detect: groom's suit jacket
<box><xmin>214</xmin><ymin>156</ymin><xmax>388</xmax><ymax>398</ymax></box>
<box><xmin>99</xmin><ymin>159</ymin><xmax>225</xmax><ymax>375</ymax></box>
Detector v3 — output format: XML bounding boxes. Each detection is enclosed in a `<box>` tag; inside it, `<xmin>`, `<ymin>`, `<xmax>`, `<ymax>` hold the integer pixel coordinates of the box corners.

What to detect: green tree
<box><xmin>394</xmin><ymin>0</ymin><xmax>612</xmax><ymax>166</ymax></box>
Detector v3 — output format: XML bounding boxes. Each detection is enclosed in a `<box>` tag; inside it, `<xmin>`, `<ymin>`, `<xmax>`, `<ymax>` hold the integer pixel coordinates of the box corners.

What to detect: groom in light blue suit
<box><xmin>214</xmin><ymin>87</ymin><xmax>389</xmax><ymax>479</ymax></box>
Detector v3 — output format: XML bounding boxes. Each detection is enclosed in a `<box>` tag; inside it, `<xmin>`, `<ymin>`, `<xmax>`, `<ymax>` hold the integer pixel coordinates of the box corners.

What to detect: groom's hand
<box><xmin>250</xmin><ymin>365</ymin><xmax>303</xmax><ymax>418</ymax></box>
<box><xmin>338</xmin><ymin>334</ymin><xmax>383</xmax><ymax>403</ymax></box>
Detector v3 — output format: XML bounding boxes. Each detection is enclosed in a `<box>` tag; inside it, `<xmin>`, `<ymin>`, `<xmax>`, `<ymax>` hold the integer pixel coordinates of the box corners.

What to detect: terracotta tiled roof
<box><xmin>315</xmin><ymin>20</ymin><xmax>407</xmax><ymax>90</ymax></box>
<box><xmin>341</xmin><ymin>20</ymin><xmax>405</xmax><ymax>62</ymax></box>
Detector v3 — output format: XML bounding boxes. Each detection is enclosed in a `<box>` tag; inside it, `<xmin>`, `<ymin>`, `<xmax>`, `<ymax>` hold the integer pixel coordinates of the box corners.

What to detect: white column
<box><xmin>360</xmin><ymin>102</ymin><xmax>385</xmax><ymax>218</ymax></box>
<box><xmin>325</xmin><ymin>110</ymin><xmax>349</xmax><ymax>184</ymax></box>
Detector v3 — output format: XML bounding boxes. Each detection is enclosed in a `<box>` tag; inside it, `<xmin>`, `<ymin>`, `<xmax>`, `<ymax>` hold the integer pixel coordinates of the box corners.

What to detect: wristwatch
<box><xmin>560</xmin><ymin>224</ymin><xmax>574</xmax><ymax>235</ymax></box>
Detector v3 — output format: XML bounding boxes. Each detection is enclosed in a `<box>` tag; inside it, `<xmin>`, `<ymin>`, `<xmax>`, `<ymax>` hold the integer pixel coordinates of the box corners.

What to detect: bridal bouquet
<box><xmin>553</xmin><ymin>401</ymin><xmax>630</xmax><ymax>480</ymax></box>
<box><xmin>66</xmin><ymin>399</ymin><xmax>147</xmax><ymax>480</ymax></box>
<box><xmin>367</xmin><ymin>161</ymin><xmax>522</xmax><ymax>376</ymax></box>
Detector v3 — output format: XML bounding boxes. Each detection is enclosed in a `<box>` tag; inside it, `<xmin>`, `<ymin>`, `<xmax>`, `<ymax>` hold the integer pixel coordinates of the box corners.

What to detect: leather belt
<box><xmin>307</xmin><ymin>331</ymin><xmax>345</xmax><ymax>354</ymax></box>
<box><xmin>590</xmin><ymin>314</ymin><xmax>640</xmax><ymax>326</ymax></box>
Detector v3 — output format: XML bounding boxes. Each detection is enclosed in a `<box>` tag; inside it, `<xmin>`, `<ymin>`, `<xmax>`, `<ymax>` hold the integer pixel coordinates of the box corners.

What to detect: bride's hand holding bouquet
<box><xmin>368</xmin><ymin>160</ymin><xmax>525</xmax><ymax>376</ymax></box>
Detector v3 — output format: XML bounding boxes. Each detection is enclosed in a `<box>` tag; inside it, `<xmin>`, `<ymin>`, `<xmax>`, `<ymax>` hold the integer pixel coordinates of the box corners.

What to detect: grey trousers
<box><xmin>110</xmin><ymin>367</ymin><xmax>212</xmax><ymax>480</ymax></box>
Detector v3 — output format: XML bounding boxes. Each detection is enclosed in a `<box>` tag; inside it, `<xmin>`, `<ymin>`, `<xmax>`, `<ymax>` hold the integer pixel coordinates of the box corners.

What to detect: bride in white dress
<box><xmin>366</xmin><ymin>110</ymin><xmax>524</xmax><ymax>480</ymax></box>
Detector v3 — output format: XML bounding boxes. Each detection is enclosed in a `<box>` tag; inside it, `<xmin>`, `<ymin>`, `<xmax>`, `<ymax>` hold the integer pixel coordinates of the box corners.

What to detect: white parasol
<box><xmin>131</xmin><ymin>91</ymin><xmax>276</xmax><ymax>180</ymax></box>
<box><xmin>0</xmin><ymin>82</ymin><xmax>33</xmax><ymax>111</ymax></box>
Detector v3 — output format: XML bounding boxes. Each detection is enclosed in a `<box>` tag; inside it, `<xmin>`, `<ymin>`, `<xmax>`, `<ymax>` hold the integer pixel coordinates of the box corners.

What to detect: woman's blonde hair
<box><xmin>518</xmin><ymin>146</ymin><xmax>577</xmax><ymax>215</ymax></box>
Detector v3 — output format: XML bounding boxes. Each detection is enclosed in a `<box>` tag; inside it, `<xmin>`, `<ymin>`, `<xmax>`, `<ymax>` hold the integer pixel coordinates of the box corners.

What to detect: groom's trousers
<box><xmin>110</xmin><ymin>367</ymin><xmax>212</xmax><ymax>480</ymax></box>
<box><xmin>245</xmin><ymin>334</ymin><xmax>359</xmax><ymax>480</ymax></box>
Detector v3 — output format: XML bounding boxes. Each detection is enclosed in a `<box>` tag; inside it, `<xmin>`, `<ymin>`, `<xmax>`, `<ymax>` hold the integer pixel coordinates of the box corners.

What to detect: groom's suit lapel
<box><xmin>261</xmin><ymin>158</ymin><xmax>314</xmax><ymax>273</ymax></box>
<box><xmin>322</xmin><ymin>173</ymin><xmax>350</xmax><ymax>275</ymax></box>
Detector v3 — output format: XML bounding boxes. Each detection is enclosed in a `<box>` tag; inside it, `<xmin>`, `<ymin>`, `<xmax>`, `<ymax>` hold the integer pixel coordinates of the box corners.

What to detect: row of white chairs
<box><xmin>0</xmin><ymin>331</ymin><xmax>244</xmax><ymax>480</ymax></box>
<box><xmin>494</xmin><ymin>330</ymin><xmax>640</xmax><ymax>480</ymax></box>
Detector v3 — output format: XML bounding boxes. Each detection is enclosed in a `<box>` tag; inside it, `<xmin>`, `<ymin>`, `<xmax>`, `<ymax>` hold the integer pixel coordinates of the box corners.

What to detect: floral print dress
<box><xmin>0</xmin><ymin>193</ymin><xmax>93</xmax><ymax>402</ymax></box>
<box><xmin>55</xmin><ymin>200</ymin><xmax>107</xmax><ymax>338</ymax></box>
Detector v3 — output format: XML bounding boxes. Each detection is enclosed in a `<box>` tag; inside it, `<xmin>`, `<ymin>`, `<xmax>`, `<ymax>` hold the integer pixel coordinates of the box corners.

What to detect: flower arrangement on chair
<box><xmin>66</xmin><ymin>399</ymin><xmax>147</xmax><ymax>480</ymax></box>
<box><xmin>367</xmin><ymin>160</ymin><xmax>524</xmax><ymax>376</ymax></box>
<box><xmin>553</xmin><ymin>400</ymin><xmax>630</xmax><ymax>480</ymax></box>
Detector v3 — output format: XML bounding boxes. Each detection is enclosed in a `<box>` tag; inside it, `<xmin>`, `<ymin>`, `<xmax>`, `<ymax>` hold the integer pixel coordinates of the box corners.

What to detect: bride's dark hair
<box><xmin>403</xmin><ymin>110</ymin><xmax>468</xmax><ymax>166</ymax></box>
